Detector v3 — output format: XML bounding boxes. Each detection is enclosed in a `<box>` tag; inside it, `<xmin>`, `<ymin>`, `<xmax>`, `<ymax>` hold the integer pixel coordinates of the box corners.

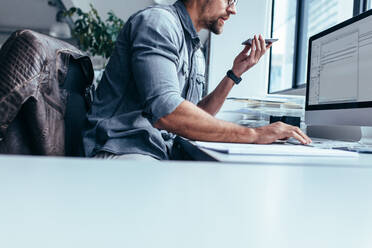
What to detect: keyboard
<box><xmin>285</xmin><ymin>137</ymin><xmax>372</xmax><ymax>153</ymax></box>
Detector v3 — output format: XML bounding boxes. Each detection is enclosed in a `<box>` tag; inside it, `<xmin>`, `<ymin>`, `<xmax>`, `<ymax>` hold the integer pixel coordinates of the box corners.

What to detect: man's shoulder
<box><xmin>127</xmin><ymin>5</ymin><xmax>184</xmax><ymax>45</ymax></box>
<box><xmin>129</xmin><ymin>5</ymin><xmax>181</xmax><ymax>29</ymax></box>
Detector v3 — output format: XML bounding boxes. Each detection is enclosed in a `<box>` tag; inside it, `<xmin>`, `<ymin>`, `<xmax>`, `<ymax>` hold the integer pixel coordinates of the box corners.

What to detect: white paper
<box><xmin>194</xmin><ymin>141</ymin><xmax>359</xmax><ymax>157</ymax></box>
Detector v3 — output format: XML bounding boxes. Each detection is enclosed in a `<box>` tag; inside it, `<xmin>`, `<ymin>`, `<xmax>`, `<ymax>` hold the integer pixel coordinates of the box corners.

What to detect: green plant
<box><xmin>65</xmin><ymin>4</ymin><xmax>125</xmax><ymax>59</ymax></box>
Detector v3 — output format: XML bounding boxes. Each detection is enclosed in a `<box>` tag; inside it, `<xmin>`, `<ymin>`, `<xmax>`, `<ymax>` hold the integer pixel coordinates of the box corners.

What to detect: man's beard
<box><xmin>206</xmin><ymin>18</ymin><xmax>223</xmax><ymax>34</ymax></box>
<box><xmin>200</xmin><ymin>0</ymin><xmax>224</xmax><ymax>34</ymax></box>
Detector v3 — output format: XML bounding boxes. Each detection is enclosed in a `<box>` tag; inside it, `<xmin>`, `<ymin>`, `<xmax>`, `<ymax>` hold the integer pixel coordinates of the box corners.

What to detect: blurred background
<box><xmin>1</xmin><ymin>0</ymin><xmax>371</xmax><ymax>99</ymax></box>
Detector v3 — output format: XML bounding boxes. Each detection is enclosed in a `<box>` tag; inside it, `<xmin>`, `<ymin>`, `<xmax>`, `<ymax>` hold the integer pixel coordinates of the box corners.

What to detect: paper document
<box><xmin>194</xmin><ymin>141</ymin><xmax>359</xmax><ymax>157</ymax></box>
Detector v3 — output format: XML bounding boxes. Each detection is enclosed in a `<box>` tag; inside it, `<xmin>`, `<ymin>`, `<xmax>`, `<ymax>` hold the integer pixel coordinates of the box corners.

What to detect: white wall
<box><xmin>0</xmin><ymin>0</ymin><xmax>58</xmax><ymax>31</ymax></box>
<box><xmin>208</xmin><ymin>0</ymin><xmax>272</xmax><ymax>98</ymax></box>
<box><xmin>71</xmin><ymin>0</ymin><xmax>154</xmax><ymax>21</ymax></box>
<box><xmin>0</xmin><ymin>0</ymin><xmax>61</xmax><ymax>45</ymax></box>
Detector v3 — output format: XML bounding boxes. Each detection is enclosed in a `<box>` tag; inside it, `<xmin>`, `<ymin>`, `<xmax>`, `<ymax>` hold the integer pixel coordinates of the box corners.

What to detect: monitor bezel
<box><xmin>305</xmin><ymin>8</ymin><xmax>372</xmax><ymax>111</ymax></box>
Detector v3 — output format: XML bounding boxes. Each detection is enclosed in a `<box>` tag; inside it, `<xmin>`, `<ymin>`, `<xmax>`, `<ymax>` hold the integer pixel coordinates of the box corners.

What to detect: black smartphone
<box><xmin>242</xmin><ymin>38</ymin><xmax>278</xmax><ymax>46</ymax></box>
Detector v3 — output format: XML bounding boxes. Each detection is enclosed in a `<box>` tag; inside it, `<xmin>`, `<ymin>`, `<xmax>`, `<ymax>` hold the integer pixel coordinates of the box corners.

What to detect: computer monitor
<box><xmin>305</xmin><ymin>9</ymin><xmax>372</xmax><ymax>142</ymax></box>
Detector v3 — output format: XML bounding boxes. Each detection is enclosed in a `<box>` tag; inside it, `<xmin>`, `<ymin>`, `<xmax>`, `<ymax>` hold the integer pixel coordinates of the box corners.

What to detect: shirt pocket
<box><xmin>190</xmin><ymin>74</ymin><xmax>205</xmax><ymax>104</ymax></box>
<box><xmin>193</xmin><ymin>49</ymin><xmax>206</xmax><ymax>103</ymax></box>
<box><xmin>178</xmin><ymin>59</ymin><xmax>189</xmax><ymax>92</ymax></box>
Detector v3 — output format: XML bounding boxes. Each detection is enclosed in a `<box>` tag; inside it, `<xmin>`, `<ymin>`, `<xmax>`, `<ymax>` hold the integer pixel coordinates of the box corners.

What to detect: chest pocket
<box><xmin>190</xmin><ymin>48</ymin><xmax>206</xmax><ymax>104</ymax></box>
<box><xmin>194</xmin><ymin>74</ymin><xmax>205</xmax><ymax>102</ymax></box>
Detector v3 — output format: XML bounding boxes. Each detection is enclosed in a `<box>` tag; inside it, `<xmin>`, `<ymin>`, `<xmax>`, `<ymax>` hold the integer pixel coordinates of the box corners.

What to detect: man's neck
<box><xmin>183</xmin><ymin>1</ymin><xmax>202</xmax><ymax>32</ymax></box>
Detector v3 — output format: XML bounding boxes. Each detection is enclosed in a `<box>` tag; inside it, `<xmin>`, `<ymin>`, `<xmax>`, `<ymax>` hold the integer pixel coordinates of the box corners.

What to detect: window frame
<box><xmin>268</xmin><ymin>0</ymin><xmax>370</xmax><ymax>94</ymax></box>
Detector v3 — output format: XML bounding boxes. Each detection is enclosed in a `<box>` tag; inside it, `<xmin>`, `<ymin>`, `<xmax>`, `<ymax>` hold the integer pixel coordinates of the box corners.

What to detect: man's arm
<box><xmin>155</xmin><ymin>100</ymin><xmax>311</xmax><ymax>144</ymax></box>
<box><xmin>198</xmin><ymin>35</ymin><xmax>272</xmax><ymax>116</ymax></box>
<box><xmin>197</xmin><ymin>75</ymin><xmax>235</xmax><ymax>116</ymax></box>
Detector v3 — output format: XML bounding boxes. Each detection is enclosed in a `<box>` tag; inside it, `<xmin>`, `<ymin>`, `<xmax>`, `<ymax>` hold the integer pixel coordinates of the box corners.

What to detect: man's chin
<box><xmin>211</xmin><ymin>26</ymin><xmax>223</xmax><ymax>35</ymax></box>
<box><xmin>210</xmin><ymin>23</ymin><xmax>224</xmax><ymax>34</ymax></box>
<box><xmin>205</xmin><ymin>20</ymin><xmax>224</xmax><ymax>34</ymax></box>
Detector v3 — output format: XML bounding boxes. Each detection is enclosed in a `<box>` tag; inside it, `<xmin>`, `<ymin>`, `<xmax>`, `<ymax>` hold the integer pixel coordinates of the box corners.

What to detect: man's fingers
<box><xmin>293</xmin><ymin>127</ymin><xmax>312</xmax><ymax>144</ymax></box>
<box><xmin>259</xmin><ymin>35</ymin><xmax>266</xmax><ymax>53</ymax></box>
<box><xmin>255</xmin><ymin>35</ymin><xmax>265</xmax><ymax>60</ymax></box>
<box><xmin>291</xmin><ymin>131</ymin><xmax>308</xmax><ymax>144</ymax></box>
<box><xmin>242</xmin><ymin>44</ymin><xmax>251</xmax><ymax>54</ymax></box>
<box><xmin>298</xmin><ymin>129</ymin><xmax>312</xmax><ymax>144</ymax></box>
<box><xmin>255</xmin><ymin>35</ymin><xmax>261</xmax><ymax>55</ymax></box>
<box><xmin>275</xmin><ymin>122</ymin><xmax>311</xmax><ymax>144</ymax></box>
<box><xmin>249</xmin><ymin>38</ymin><xmax>256</xmax><ymax>58</ymax></box>
<box><xmin>237</xmin><ymin>35</ymin><xmax>274</xmax><ymax>73</ymax></box>
<box><xmin>236</xmin><ymin>45</ymin><xmax>251</xmax><ymax>62</ymax></box>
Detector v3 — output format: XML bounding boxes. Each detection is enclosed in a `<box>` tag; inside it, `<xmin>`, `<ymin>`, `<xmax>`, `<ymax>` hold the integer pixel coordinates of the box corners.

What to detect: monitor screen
<box><xmin>306</xmin><ymin>9</ymin><xmax>372</xmax><ymax>127</ymax></box>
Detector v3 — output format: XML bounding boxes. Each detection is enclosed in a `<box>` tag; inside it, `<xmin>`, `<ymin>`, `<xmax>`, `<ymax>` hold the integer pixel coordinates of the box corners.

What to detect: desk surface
<box><xmin>199</xmin><ymin>146</ymin><xmax>372</xmax><ymax>166</ymax></box>
<box><xmin>178</xmin><ymin>138</ymin><xmax>372</xmax><ymax>167</ymax></box>
<box><xmin>1</xmin><ymin>155</ymin><xmax>372</xmax><ymax>248</ymax></box>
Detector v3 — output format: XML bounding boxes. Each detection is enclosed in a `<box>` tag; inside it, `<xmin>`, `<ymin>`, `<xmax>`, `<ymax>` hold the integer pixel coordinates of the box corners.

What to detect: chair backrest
<box><xmin>62</xmin><ymin>58</ymin><xmax>92</xmax><ymax>156</ymax></box>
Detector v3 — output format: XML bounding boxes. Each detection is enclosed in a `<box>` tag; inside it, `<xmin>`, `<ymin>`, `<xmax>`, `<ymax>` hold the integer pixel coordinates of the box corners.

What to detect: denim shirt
<box><xmin>83</xmin><ymin>1</ymin><xmax>206</xmax><ymax>159</ymax></box>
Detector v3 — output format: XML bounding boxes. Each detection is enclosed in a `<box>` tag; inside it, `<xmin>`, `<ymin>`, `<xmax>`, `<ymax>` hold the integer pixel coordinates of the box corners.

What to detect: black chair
<box><xmin>62</xmin><ymin>58</ymin><xmax>93</xmax><ymax>156</ymax></box>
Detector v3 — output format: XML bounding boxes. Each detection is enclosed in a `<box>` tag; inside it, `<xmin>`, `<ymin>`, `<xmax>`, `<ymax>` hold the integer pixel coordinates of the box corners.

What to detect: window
<box><xmin>269</xmin><ymin>0</ymin><xmax>297</xmax><ymax>93</ymax></box>
<box><xmin>269</xmin><ymin>0</ymin><xmax>368</xmax><ymax>94</ymax></box>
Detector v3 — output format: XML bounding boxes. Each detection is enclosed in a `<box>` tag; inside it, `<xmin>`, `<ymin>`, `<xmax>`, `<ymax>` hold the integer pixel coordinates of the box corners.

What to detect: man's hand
<box><xmin>232</xmin><ymin>35</ymin><xmax>272</xmax><ymax>77</ymax></box>
<box><xmin>253</xmin><ymin>122</ymin><xmax>312</xmax><ymax>144</ymax></box>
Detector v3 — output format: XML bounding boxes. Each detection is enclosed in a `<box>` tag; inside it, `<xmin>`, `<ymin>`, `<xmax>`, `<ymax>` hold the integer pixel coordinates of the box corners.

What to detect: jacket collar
<box><xmin>174</xmin><ymin>0</ymin><xmax>200</xmax><ymax>46</ymax></box>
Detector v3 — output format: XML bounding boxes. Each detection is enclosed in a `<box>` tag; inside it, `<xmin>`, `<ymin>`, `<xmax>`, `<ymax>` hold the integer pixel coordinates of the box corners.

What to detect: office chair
<box><xmin>0</xmin><ymin>29</ymin><xmax>94</xmax><ymax>156</ymax></box>
<box><xmin>62</xmin><ymin>57</ymin><xmax>93</xmax><ymax>156</ymax></box>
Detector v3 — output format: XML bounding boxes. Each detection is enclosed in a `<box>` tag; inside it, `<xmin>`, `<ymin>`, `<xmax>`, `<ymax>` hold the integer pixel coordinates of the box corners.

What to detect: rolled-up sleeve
<box><xmin>129</xmin><ymin>8</ymin><xmax>185</xmax><ymax>124</ymax></box>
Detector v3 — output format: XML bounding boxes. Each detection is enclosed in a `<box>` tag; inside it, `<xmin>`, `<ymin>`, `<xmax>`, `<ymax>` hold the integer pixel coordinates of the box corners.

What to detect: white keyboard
<box><xmin>285</xmin><ymin>137</ymin><xmax>372</xmax><ymax>153</ymax></box>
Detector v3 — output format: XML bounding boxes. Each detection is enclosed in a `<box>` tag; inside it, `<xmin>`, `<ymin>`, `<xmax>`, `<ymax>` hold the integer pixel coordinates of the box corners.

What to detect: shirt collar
<box><xmin>174</xmin><ymin>0</ymin><xmax>200</xmax><ymax>45</ymax></box>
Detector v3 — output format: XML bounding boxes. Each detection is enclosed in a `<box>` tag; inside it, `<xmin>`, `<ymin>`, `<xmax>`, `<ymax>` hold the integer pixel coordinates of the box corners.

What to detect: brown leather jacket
<box><xmin>0</xmin><ymin>30</ymin><xmax>93</xmax><ymax>155</ymax></box>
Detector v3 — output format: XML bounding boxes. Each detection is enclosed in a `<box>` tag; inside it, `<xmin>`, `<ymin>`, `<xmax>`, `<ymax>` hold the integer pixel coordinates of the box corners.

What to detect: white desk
<box><xmin>177</xmin><ymin>137</ymin><xmax>372</xmax><ymax>167</ymax></box>
<box><xmin>1</xmin><ymin>155</ymin><xmax>372</xmax><ymax>247</ymax></box>
<box><xmin>197</xmin><ymin>146</ymin><xmax>372</xmax><ymax>167</ymax></box>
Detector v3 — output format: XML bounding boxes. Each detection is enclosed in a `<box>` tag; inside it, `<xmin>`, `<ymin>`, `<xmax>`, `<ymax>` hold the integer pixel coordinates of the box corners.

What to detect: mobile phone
<box><xmin>242</xmin><ymin>38</ymin><xmax>278</xmax><ymax>46</ymax></box>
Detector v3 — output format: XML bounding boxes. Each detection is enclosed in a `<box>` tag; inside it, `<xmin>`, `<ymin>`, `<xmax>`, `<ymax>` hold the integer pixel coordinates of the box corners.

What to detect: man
<box><xmin>83</xmin><ymin>0</ymin><xmax>311</xmax><ymax>160</ymax></box>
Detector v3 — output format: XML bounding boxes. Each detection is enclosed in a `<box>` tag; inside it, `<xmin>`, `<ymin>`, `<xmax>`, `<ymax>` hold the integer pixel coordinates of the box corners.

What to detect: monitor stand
<box><xmin>307</xmin><ymin>125</ymin><xmax>362</xmax><ymax>142</ymax></box>
<box><xmin>307</xmin><ymin>126</ymin><xmax>372</xmax><ymax>148</ymax></box>
<box><xmin>359</xmin><ymin>127</ymin><xmax>372</xmax><ymax>145</ymax></box>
